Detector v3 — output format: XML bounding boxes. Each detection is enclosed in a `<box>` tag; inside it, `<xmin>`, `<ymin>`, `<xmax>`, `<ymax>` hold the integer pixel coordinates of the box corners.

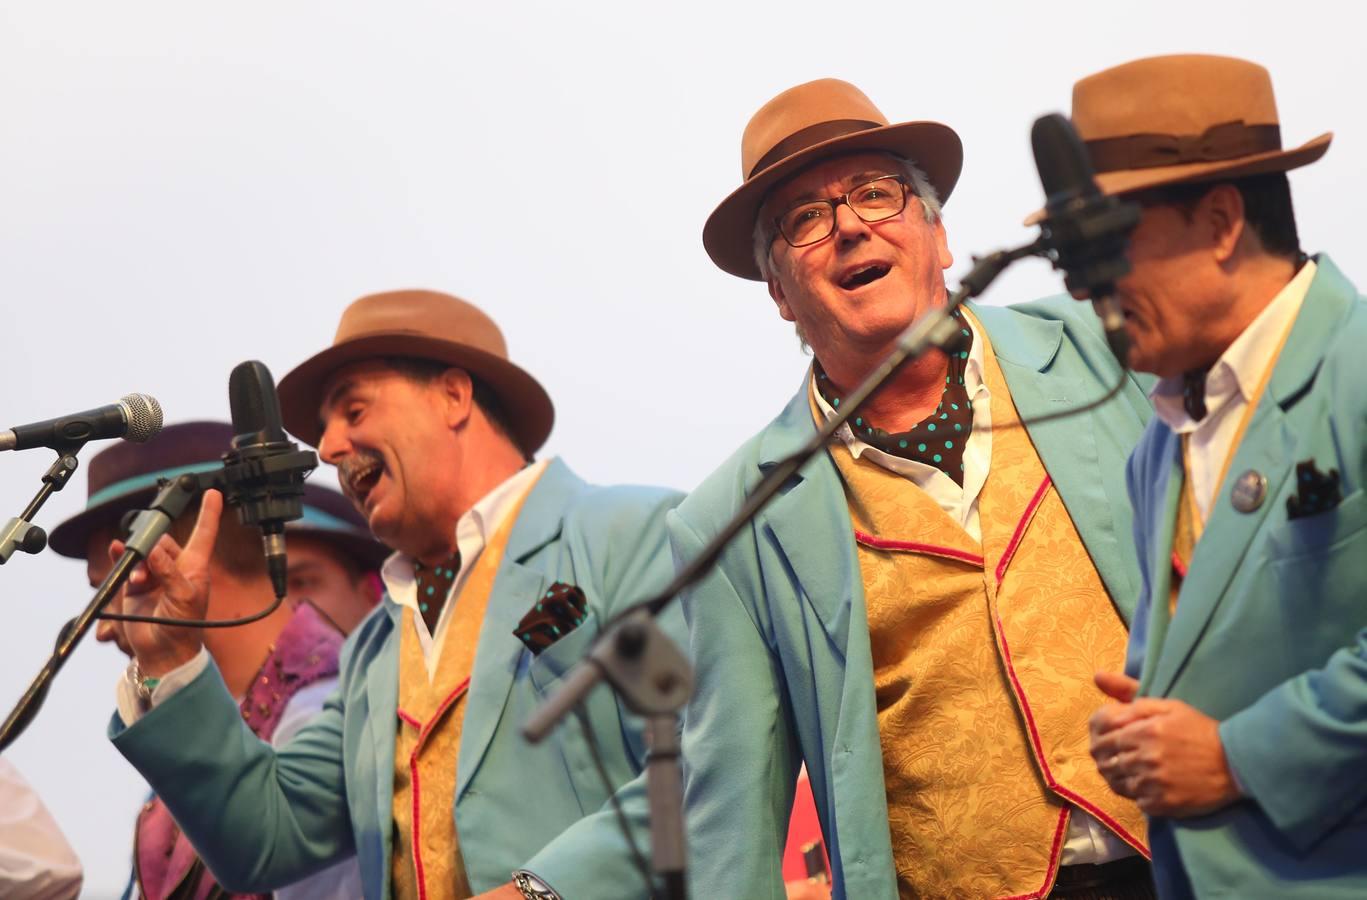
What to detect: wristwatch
<box><xmin>511</xmin><ymin>870</ymin><xmax>561</xmax><ymax>900</ymax></box>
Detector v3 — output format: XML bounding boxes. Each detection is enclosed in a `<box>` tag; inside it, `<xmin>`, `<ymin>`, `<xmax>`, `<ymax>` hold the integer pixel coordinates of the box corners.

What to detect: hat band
<box><xmin>86</xmin><ymin>462</ymin><xmax>222</xmax><ymax>509</ymax></box>
<box><xmin>1086</xmin><ymin>121</ymin><xmax>1282</xmax><ymax>173</ymax></box>
<box><xmin>749</xmin><ymin>118</ymin><xmax>883</xmax><ymax>178</ymax></box>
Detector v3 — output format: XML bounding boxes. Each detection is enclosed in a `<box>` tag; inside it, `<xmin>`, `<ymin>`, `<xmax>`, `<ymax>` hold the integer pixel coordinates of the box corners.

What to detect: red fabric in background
<box><xmin>782</xmin><ymin>768</ymin><xmax>831</xmax><ymax>882</ymax></box>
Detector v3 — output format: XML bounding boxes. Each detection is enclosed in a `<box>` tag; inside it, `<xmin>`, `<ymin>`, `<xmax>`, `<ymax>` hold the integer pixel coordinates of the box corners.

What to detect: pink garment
<box><xmin>134</xmin><ymin>604</ymin><xmax>342</xmax><ymax>900</ymax></box>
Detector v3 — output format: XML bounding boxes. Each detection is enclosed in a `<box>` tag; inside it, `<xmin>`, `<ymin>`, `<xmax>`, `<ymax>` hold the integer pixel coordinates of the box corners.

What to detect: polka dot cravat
<box><xmin>412</xmin><ymin>553</ymin><xmax>461</xmax><ymax>635</ymax></box>
<box><xmin>816</xmin><ymin>307</ymin><xmax>976</xmax><ymax>486</ymax></box>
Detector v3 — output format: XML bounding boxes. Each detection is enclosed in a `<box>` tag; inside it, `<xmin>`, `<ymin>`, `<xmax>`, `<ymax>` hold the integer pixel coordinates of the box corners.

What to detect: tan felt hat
<box><xmin>703</xmin><ymin>78</ymin><xmax>963</xmax><ymax>281</ymax></box>
<box><xmin>1026</xmin><ymin>54</ymin><xmax>1331</xmax><ymax>224</ymax></box>
<box><xmin>277</xmin><ymin>290</ymin><xmax>554</xmax><ymax>454</ymax></box>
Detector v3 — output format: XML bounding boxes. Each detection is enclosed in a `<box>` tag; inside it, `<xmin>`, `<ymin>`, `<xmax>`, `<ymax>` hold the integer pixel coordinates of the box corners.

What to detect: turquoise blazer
<box><xmin>670</xmin><ymin>296</ymin><xmax>1153</xmax><ymax>899</ymax></box>
<box><xmin>1126</xmin><ymin>256</ymin><xmax>1367</xmax><ymax>899</ymax></box>
<box><xmin>110</xmin><ymin>458</ymin><xmax>684</xmax><ymax>900</ymax></box>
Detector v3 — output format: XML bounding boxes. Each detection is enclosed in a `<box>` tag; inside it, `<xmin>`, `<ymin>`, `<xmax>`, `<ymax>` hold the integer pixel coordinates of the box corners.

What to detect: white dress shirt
<box><xmin>812</xmin><ymin>317</ymin><xmax>1134</xmax><ymax>866</ymax></box>
<box><xmin>378</xmin><ymin>458</ymin><xmax>548</xmax><ymax>680</ymax></box>
<box><xmin>1151</xmin><ymin>260</ymin><xmax>1315</xmax><ymax>520</ymax></box>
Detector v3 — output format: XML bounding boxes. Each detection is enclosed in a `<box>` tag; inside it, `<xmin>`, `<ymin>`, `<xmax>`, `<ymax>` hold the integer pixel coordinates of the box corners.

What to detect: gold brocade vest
<box><xmin>822</xmin><ymin>331</ymin><xmax>1147</xmax><ymax>899</ymax></box>
<box><xmin>390</xmin><ymin>481</ymin><xmax>537</xmax><ymax>900</ymax></box>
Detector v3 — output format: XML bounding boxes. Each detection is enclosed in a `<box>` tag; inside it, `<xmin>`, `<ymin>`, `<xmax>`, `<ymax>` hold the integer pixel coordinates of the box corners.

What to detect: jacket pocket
<box><xmin>1263</xmin><ymin>488</ymin><xmax>1367</xmax><ymax>563</ymax></box>
<box><xmin>527</xmin><ymin>610</ymin><xmax>599</xmax><ymax>693</ymax></box>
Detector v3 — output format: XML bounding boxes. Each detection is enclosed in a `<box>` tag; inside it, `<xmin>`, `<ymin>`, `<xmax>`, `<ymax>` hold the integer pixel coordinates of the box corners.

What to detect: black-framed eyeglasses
<box><xmin>772</xmin><ymin>175</ymin><xmax>911</xmax><ymax>248</ymax></box>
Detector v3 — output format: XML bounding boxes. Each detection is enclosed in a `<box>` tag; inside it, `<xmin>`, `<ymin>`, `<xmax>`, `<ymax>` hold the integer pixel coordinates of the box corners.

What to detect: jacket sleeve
<box><xmin>1219</xmin><ymin>629</ymin><xmax>1367</xmax><ymax>851</ymax></box>
<box><xmin>109</xmin><ymin>656</ymin><xmax>354</xmax><ymax>893</ymax></box>
<box><xmin>520</xmin><ymin>487</ymin><xmax>689</xmax><ymax>900</ymax></box>
<box><xmin>669</xmin><ymin>509</ymin><xmax>799</xmax><ymax>900</ymax></box>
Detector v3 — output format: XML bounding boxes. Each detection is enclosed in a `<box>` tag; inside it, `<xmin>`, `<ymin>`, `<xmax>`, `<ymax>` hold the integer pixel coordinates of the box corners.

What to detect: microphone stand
<box><xmin>0</xmin><ymin>446</ymin><xmax>86</xmax><ymax>565</ymax></box>
<box><xmin>0</xmin><ymin>470</ymin><xmax>221</xmax><ymax>751</ymax></box>
<box><xmin>522</xmin><ymin>236</ymin><xmax>1045</xmax><ymax>900</ymax></box>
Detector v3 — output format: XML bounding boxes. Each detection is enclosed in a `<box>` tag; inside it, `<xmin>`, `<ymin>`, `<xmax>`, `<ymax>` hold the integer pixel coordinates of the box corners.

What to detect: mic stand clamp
<box><xmin>0</xmin><ymin>448</ymin><xmax>84</xmax><ymax>565</ymax></box>
<box><xmin>523</xmin><ymin>609</ymin><xmax>692</xmax><ymax>899</ymax></box>
<box><xmin>521</xmin><ymin>237</ymin><xmax>1044</xmax><ymax>900</ymax></box>
<box><xmin>0</xmin><ymin>469</ymin><xmax>222</xmax><ymax>751</ymax></box>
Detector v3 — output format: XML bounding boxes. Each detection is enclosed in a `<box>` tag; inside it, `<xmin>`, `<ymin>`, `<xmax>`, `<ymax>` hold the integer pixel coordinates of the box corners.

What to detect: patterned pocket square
<box><xmin>1286</xmin><ymin>459</ymin><xmax>1342</xmax><ymax>520</ymax></box>
<box><xmin>513</xmin><ymin>582</ymin><xmax>588</xmax><ymax>655</ymax></box>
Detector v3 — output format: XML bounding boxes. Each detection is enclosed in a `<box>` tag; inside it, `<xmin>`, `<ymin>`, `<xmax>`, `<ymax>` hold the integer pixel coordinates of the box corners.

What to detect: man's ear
<box><xmin>438</xmin><ymin>367</ymin><xmax>476</xmax><ymax>429</ymax></box>
<box><xmin>768</xmin><ymin>274</ymin><xmax>796</xmax><ymax>323</ymax></box>
<box><xmin>1202</xmin><ymin>183</ymin><xmax>1247</xmax><ymax>264</ymax></box>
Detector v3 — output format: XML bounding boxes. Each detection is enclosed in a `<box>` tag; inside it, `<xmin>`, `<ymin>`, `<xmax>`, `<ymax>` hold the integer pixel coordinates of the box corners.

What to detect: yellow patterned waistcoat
<box><xmin>823</xmin><ymin>331</ymin><xmax>1147</xmax><ymax>899</ymax></box>
<box><xmin>390</xmin><ymin>482</ymin><xmax>536</xmax><ymax>900</ymax></box>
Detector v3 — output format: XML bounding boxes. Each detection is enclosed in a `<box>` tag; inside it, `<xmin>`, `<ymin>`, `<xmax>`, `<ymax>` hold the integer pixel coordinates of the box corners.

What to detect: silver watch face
<box><xmin>513</xmin><ymin>870</ymin><xmax>556</xmax><ymax>899</ymax></box>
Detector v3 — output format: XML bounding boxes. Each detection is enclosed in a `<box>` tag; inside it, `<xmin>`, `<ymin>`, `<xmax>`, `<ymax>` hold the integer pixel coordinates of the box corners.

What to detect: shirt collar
<box><xmin>380</xmin><ymin>458</ymin><xmax>549</xmax><ymax>590</ymax></box>
<box><xmin>1152</xmin><ymin>259</ymin><xmax>1316</xmax><ymax>433</ymax></box>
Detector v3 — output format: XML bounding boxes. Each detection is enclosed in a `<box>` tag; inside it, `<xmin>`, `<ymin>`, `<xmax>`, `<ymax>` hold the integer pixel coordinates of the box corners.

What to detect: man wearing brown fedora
<box><xmin>52</xmin><ymin>420</ymin><xmax>387</xmax><ymax>899</ymax></box>
<box><xmin>105</xmin><ymin>290</ymin><xmax>685</xmax><ymax>900</ymax></box>
<box><xmin>672</xmin><ymin>78</ymin><xmax>1155</xmax><ymax>899</ymax></box>
<box><xmin>1073</xmin><ymin>55</ymin><xmax>1367</xmax><ymax>897</ymax></box>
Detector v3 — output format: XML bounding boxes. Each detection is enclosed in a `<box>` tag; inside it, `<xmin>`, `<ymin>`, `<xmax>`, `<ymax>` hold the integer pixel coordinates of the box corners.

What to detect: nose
<box><xmin>318</xmin><ymin>416</ymin><xmax>350</xmax><ymax>467</ymax></box>
<box><xmin>832</xmin><ymin>201</ymin><xmax>872</xmax><ymax>248</ymax></box>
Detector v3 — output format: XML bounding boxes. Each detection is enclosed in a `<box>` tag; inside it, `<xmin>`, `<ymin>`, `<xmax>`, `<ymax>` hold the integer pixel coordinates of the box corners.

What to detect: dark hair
<box><xmin>1131</xmin><ymin>172</ymin><xmax>1301</xmax><ymax>259</ymax></box>
<box><xmin>380</xmin><ymin>356</ymin><xmax>521</xmax><ymax>452</ymax></box>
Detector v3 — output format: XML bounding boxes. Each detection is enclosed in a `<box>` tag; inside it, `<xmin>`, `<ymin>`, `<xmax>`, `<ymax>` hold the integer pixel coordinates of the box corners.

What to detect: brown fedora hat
<box><xmin>703</xmin><ymin>78</ymin><xmax>963</xmax><ymax>281</ymax></box>
<box><xmin>276</xmin><ymin>290</ymin><xmax>554</xmax><ymax>454</ymax></box>
<box><xmin>1027</xmin><ymin>54</ymin><xmax>1331</xmax><ymax>225</ymax></box>
<box><xmin>49</xmin><ymin>420</ymin><xmax>389</xmax><ymax>569</ymax></box>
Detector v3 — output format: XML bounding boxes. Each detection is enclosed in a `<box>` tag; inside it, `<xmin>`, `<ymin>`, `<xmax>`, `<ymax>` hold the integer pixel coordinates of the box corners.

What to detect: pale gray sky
<box><xmin>1</xmin><ymin>1</ymin><xmax>1361</xmax><ymax>895</ymax></box>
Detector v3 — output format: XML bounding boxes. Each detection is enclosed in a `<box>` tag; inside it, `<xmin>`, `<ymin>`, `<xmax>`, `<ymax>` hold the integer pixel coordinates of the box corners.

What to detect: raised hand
<box><xmin>109</xmin><ymin>490</ymin><xmax>224</xmax><ymax>678</ymax></box>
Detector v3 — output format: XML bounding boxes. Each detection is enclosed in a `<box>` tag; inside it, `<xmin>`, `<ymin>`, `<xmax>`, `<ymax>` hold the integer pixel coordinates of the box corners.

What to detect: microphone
<box><xmin>1031</xmin><ymin>113</ymin><xmax>1141</xmax><ymax>364</ymax></box>
<box><xmin>0</xmin><ymin>394</ymin><xmax>163</xmax><ymax>452</ymax></box>
<box><xmin>221</xmin><ymin>361</ymin><xmax>318</xmax><ymax>599</ymax></box>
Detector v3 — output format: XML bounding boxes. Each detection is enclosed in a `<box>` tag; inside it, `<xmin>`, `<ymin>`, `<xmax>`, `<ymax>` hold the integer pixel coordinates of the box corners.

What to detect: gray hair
<box><xmin>751</xmin><ymin>155</ymin><xmax>943</xmax><ymax>282</ymax></box>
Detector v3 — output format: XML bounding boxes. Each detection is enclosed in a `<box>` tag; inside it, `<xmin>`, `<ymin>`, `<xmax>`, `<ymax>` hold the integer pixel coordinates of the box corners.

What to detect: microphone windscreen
<box><xmin>119</xmin><ymin>394</ymin><xmax>164</xmax><ymax>443</ymax></box>
<box><xmin>1031</xmin><ymin>113</ymin><xmax>1099</xmax><ymax>213</ymax></box>
<box><xmin>229</xmin><ymin>361</ymin><xmax>286</xmax><ymax>445</ymax></box>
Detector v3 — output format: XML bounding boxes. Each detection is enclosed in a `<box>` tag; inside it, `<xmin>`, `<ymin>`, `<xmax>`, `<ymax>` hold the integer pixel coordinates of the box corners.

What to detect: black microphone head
<box><xmin>118</xmin><ymin>393</ymin><xmax>164</xmax><ymax>443</ymax></box>
<box><xmin>229</xmin><ymin>360</ymin><xmax>287</xmax><ymax>448</ymax></box>
<box><xmin>1030</xmin><ymin>112</ymin><xmax>1140</xmax><ymax>300</ymax></box>
<box><xmin>1031</xmin><ymin>112</ymin><xmax>1100</xmax><ymax>215</ymax></box>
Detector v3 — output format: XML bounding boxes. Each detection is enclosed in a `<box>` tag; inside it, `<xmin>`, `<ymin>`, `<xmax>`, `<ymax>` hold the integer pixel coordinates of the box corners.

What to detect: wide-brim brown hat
<box><xmin>277</xmin><ymin>290</ymin><xmax>554</xmax><ymax>454</ymax></box>
<box><xmin>704</xmin><ymin>78</ymin><xmax>963</xmax><ymax>281</ymax></box>
<box><xmin>49</xmin><ymin>420</ymin><xmax>389</xmax><ymax>569</ymax></box>
<box><xmin>1026</xmin><ymin>54</ymin><xmax>1331</xmax><ymax>224</ymax></box>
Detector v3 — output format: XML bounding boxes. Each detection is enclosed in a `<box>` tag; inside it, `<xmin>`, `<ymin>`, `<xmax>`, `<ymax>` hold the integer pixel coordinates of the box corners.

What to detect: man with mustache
<box><xmin>1075</xmin><ymin>55</ymin><xmax>1367</xmax><ymax>897</ymax></box>
<box><xmin>54</xmin><ymin>420</ymin><xmax>386</xmax><ymax>899</ymax></box>
<box><xmin>672</xmin><ymin>79</ymin><xmax>1154</xmax><ymax>898</ymax></box>
<box><xmin>104</xmin><ymin>290</ymin><xmax>685</xmax><ymax>900</ymax></box>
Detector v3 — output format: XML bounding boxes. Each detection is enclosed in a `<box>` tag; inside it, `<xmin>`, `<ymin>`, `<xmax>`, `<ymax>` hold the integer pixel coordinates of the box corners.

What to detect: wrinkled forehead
<box><xmin>317</xmin><ymin>358</ymin><xmax>403</xmax><ymax>419</ymax></box>
<box><xmin>762</xmin><ymin>150</ymin><xmax>906</xmax><ymax>215</ymax></box>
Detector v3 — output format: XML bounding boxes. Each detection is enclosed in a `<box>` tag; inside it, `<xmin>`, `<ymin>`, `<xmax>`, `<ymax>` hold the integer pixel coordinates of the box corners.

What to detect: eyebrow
<box><xmin>317</xmin><ymin>378</ymin><xmax>357</xmax><ymax>432</ymax></box>
<box><xmin>786</xmin><ymin>171</ymin><xmax>894</xmax><ymax>206</ymax></box>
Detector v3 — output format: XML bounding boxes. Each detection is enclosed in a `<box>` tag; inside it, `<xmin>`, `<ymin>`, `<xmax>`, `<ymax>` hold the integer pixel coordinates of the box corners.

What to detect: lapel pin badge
<box><xmin>1231</xmin><ymin>469</ymin><xmax>1268</xmax><ymax>513</ymax></box>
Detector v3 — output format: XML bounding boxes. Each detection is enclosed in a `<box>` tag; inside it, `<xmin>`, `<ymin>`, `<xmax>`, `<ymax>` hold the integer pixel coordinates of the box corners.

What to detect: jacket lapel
<box><xmin>1146</xmin><ymin>256</ymin><xmax>1355</xmax><ymax>697</ymax></box>
<box><xmin>1137</xmin><ymin>435</ymin><xmax>1187</xmax><ymax>695</ymax></box>
<box><xmin>456</xmin><ymin>458</ymin><xmax>577</xmax><ymax>799</ymax></box>
<box><xmin>971</xmin><ymin>304</ymin><xmax>1141</xmax><ymax>613</ymax></box>
<box><xmin>756</xmin><ymin>382</ymin><xmax>863</xmax><ymax>655</ymax></box>
<box><xmin>365</xmin><ymin>600</ymin><xmax>402</xmax><ymax>803</ymax></box>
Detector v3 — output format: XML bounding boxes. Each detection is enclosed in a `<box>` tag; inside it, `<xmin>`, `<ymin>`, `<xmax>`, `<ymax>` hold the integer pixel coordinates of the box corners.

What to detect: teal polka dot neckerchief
<box><xmin>816</xmin><ymin>307</ymin><xmax>976</xmax><ymax>487</ymax></box>
<box><xmin>412</xmin><ymin>553</ymin><xmax>461</xmax><ymax>635</ymax></box>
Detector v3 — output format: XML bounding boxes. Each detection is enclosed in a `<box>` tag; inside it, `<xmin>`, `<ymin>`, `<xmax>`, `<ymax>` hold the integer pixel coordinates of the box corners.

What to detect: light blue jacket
<box><xmin>670</xmin><ymin>296</ymin><xmax>1153</xmax><ymax>899</ymax></box>
<box><xmin>111</xmin><ymin>458</ymin><xmax>684</xmax><ymax>900</ymax></box>
<box><xmin>1125</xmin><ymin>255</ymin><xmax>1367</xmax><ymax>899</ymax></box>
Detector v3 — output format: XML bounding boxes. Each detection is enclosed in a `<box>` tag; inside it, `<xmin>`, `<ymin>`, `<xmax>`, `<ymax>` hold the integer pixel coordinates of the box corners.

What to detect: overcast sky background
<box><xmin>1</xmin><ymin>2</ymin><xmax>1362</xmax><ymax>895</ymax></box>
